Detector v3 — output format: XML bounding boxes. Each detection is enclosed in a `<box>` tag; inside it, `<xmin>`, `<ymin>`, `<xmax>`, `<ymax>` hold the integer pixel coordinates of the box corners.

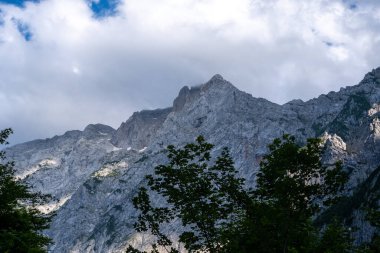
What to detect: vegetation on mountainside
<box><xmin>126</xmin><ymin>135</ymin><xmax>359</xmax><ymax>253</ymax></box>
<box><xmin>0</xmin><ymin>128</ymin><xmax>52</xmax><ymax>253</ymax></box>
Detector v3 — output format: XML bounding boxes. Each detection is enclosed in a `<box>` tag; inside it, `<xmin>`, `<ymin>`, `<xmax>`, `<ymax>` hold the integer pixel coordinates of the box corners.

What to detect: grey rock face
<box><xmin>111</xmin><ymin>108</ymin><xmax>172</xmax><ymax>150</ymax></box>
<box><xmin>5</xmin><ymin>68</ymin><xmax>380</xmax><ymax>252</ymax></box>
<box><xmin>173</xmin><ymin>85</ymin><xmax>201</xmax><ymax>112</ymax></box>
<box><xmin>6</xmin><ymin>124</ymin><xmax>117</xmax><ymax>201</ymax></box>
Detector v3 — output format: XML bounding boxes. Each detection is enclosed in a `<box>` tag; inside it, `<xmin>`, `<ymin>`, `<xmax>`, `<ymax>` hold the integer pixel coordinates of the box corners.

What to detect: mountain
<box><xmin>5</xmin><ymin>67</ymin><xmax>380</xmax><ymax>252</ymax></box>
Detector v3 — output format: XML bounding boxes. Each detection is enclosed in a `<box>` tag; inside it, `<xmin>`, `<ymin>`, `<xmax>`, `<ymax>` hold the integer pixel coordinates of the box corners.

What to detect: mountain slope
<box><xmin>5</xmin><ymin>67</ymin><xmax>380</xmax><ymax>252</ymax></box>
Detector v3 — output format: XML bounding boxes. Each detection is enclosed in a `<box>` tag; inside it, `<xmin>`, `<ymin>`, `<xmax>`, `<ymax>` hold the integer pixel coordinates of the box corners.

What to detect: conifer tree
<box><xmin>0</xmin><ymin>128</ymin><xmax>52</xmax><ymax>253</ymax></box>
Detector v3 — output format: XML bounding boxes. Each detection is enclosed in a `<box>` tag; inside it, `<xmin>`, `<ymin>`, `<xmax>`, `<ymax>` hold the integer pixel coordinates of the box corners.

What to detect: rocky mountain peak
<box><xmin>362</xmin><ymin>67</ymin><xmax>380</xmax><ymax>83</ymax></box>
<box><xmin>345</xmin><ymin>67</ymin><xmax>380</xmax><ymax>101</ymax></box>
<box><xmin>172</xmin><ymin>85</ymin><xmax>201</xmax><ymax>112</ymax></box>
<box><xmin>6</xmin><ymin>68</ymin><xmax>380</xmax><ymax>252</ymax></box>
<box><xmin>84</xmin><ymin>124</ymin><xmax>115</xmax><ymax>134</ymax></box>
<box><xmin>111</xmin><ymin>108</ymin><xmax>172</xmax><ymax>149</ymax></box>
<box><xmin>83</xmin><ymin>124</ymin><xmax>115</xmax><ymax>139</ymax></box>
<box><xmin>172</xmin><ymin>74</ymin><xmax>240</xmax><ymax>111</ymax></box>
<box><xmin>201</xmin><ymin>73</ymin><xmax>237</xmax><ymax>93</ymax></box>
<box><xmin>209</xmin><ymin>74</ymin><xmax>224</xmax><ymax>82</ymax></box>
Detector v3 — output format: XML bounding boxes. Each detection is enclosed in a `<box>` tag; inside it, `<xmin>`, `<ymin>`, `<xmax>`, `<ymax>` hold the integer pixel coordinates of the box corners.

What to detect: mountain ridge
<box><xmin>4</xmin><ymin>67</ymin><xmax>380</xmax><ymax>252</ymax></box>
<box><xmin>9</xmin><ymin>67</ymin><xmax>380</xmax><ymax>151</ymax></box>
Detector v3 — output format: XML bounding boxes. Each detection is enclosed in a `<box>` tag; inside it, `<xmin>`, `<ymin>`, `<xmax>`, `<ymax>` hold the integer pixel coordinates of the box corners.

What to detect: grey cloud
<box><xmin>0</xmin><ymin>0</ymin><xmax>380</xmax><ymax>145</ymax></box>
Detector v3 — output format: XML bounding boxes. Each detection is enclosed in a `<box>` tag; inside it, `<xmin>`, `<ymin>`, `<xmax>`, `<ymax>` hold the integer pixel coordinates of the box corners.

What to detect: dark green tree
<box><xmin>356</xmin><ymin>209</ymin><xmax>380</xmax><ymax>252</ymax></box>
<box><xmin>245</xmin><ymin>135</ymin><xmax>349</xmax><ymax>252</ymax></box>
<box><xmin>222</xmin><ymin>135</ymin><xmax>349</xmax><ymax>253</ymax></box>
<box><xmin>0</xmin><ymin>128</ymin><xmax>52</xmax><ymax>253</ymax></box>
<box><xmin>127</xmin><ymin>135</ymin><xmax>350</xmax><ymax>253</ymax></box>
<box><xmin>127</xmin><ymin>136</ymin><xmax>249</xmax><ymax>253</ymax></box>
<box><xmin>317</xmin><ymin>219</ymin><xmax>353</xmax><ymax>253</ymax></box>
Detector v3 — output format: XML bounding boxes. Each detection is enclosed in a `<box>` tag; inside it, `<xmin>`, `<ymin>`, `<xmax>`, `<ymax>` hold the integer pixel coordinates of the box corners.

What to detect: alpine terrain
<box><xmin>5</xmin><ymin>67</ymin><xmax>380</xmax><ymax>252</ymax></box>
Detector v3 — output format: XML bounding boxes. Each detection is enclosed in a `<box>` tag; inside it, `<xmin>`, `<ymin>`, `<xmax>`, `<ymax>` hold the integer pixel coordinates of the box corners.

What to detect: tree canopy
<box><xmin>236</xmin><ymin>135</ymin><xmax>349</xmax><ymax>252</ymax></box>
<box><xmin>127</xmin><ymin>135</ymin><xmax>353</xmax><ymax>253</ymax></box>
<box><xmin>0</xmin><ymin>128</ymin><xmax>52</xmax><ymax>253</ymax></box>
<box><xmin>127</xmin><ymin>136</ymin><xmax>248</xmax><ymax>253</ymax></box>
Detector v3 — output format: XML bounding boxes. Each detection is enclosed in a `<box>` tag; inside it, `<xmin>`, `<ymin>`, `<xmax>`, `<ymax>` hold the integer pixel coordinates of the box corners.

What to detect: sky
<box><xmin>0</xmin><ymin>0</ymin><xmax>380</xmax><ymax>145</ymax></box>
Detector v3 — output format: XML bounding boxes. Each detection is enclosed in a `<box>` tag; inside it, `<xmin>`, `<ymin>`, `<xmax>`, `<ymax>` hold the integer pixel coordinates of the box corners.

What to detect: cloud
<box><xmin>12</xmin><ymin>18</ymin><xmax>32</xmax><ymax>40</ymax></box>
<box><xmin>0</xmin><ymin>0</ymin><xmax>380</xmax><ymax>145</ymax></box>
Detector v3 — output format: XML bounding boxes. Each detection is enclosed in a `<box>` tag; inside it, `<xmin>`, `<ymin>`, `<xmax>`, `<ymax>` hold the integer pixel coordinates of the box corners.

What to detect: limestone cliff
<box><xmin>5</xmin><ymin>67</ymin><xmax>380</xmax><ymax>252</ymax></box>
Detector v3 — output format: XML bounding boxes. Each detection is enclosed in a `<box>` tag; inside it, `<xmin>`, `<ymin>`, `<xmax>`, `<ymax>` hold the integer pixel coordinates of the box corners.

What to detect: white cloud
<box><xmin>72</xmin><ymin>66</ymin><xmax>81</xmax><ymax>75</ymax></box>
<box><xmin>0</xmin><ymin>0</ymin><xmax>380</xmax><ymax>144</ymax></box>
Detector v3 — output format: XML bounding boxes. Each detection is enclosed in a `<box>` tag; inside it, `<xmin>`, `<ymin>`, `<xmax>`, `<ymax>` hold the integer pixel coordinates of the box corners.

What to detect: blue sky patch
<box><xmin>349</xmin><ymin>3</ymin><xmax>357</xmax><ymax>10</ymax></box>
<box><xmin>342</xmin><ymin>0</ymin><xmax>358</xmax><ymax>10</ymax></box>
<box><xmin>13</xmin><ymin>18</ymin><xmax>32</xmax><ymax>41</ymax></box>
<box><xmin>87</xmin><ymin>0</ymin><xmax>120</xmax><ymax>19</ymax></box>
<box><xmin>0</xmin><ymin>0</ymin><xmax>40</xmax><ymax>8</ymax></box>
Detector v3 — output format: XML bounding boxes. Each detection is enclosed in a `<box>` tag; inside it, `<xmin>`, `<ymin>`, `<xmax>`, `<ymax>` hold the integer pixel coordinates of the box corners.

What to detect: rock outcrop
<box><xmin>4</xmin><ymin>67</ymin><xmax>380</xmax><ymax>252</ymax></box>
<box><xmin>111</xmin><ymin>108</ymin><xmax>172</xmax><ymax>150</ymax></box>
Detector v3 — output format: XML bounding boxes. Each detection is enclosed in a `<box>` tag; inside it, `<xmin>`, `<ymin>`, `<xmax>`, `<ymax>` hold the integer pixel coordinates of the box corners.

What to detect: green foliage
<box><xmin>369</xmin><ymin>236</ymin><xmax>380</xmax><ymax>253</ymax></box>
<box><xmin>312</xmin><ymin>93</ymin><xmax>371</xmax><ymax>140</ymax></box>
<box><xmin>367</xmin><ymin>208</ymin><xmax>380</xmax><ymax>228</ymax></box>
<box><xmin>227</xmin><ymin>135</ymin><xmax>349</xmax><ymax>253</ymax></box>
<box><xmin>341</xmin><ymin>94</ymin><xmax>371</xmax><ymax>120</ymax></box>
<box><xmin>326</xmin><ymin>93</ymin><xmax>371</xmax><ymax>140</ymax></box>
<box><xmin>0</xmin><ymin>128</ymin><xmax>52</xmax><ymax>252</ymax></box>
<box><xmin>316</xmin><ymin>166</ymin><xmax>380</xmax><ymax>227</ymax></box>
<box><xmin>256</xmin><ymin>135</ymin><xmax>347</xmax><ymax>213</ymax></box>
<box><xmin>317</xmin><ymin>219</ymin><xmax>353</xmax><ymax>253</ymax></box>
<box><xmin>127</xmin><ymin>135</ymin><xmax>351</xmax><ymax>253</ymax></box>
<box><xmin>127</xmin><ymin>136</ymin><xmax>248</xmax><ymax>253</ymax></box>
<box><xmin>359</xmin><ymin>198</ymin><xmax>380</xmax><ymax>252</ymax></box>
<box><xmin>311</xmin><ymin>122</ymin><xmax>324</xmax><ymax>137</ymax></box>
<box><xmin>316</xmin><ymin>165</ymin><xmax>380</xmax><ymax>251</ymax></box>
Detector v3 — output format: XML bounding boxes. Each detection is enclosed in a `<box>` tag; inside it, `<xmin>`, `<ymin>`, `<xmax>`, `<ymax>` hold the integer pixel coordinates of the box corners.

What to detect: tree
<box><xmin>356</xmin><ymin>209</ymin><xmax>380</xmax><ymax>252</ymax></box>
<box><xmin>220</xmin><ymin>135</ymin><xmax>350</xmax><ymax>253</ymax></box>
<box><xmin>127</xmin><ymin>136</ymin><xmax>249</xmax><ymax>253</ymax></box>
<box><xmin>127</xmin><ymin>135</ymin><xmax>350</xmax><ymax>253</ymax></box>
<box><xmin>0</xmin><ymin>128</ymin><xmax>52</xmax><ymax>252</ymax></box>
<box><xmin>244</xmin><ymin>135</ymin><xmax>348</xmax><ymax>252</ymax></box>
<box><xmin>317</xmin><ymin>219</ymin><xmax>353</xmax><ymax>253</ymax></box>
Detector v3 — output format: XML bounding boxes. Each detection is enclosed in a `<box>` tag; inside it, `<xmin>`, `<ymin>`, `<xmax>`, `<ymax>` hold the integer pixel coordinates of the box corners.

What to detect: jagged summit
<box><xmin>172</xmin><ymin>74</ymin><xmax>239</xmax><ymax>112</ymax></box>
<box><xmin>209</xmin><ymin>74</ymin><xmax>224</xmax><ymax>82</ymax></box>
<box><xmin>111</xmin><ymin>108</ymin><xmax>171</xmax><ymax>149</ymax></box>
<box><xmin>368</xmin><ymin>66</ymin><xmax>380</xmax><ymax>77</ymax></box>
<box><xmin>361</xmin><ymin>66</ymin><xmax>380</xmax><ymax>85</ymax></box>
<box><xmin>5</xmin><ymin>68</ymin><xmax>380</xmax><ymax>252</ymax></box>
<box><xmin>173</xmin><ymin>85</ymin><xmax>201</xmax><ymax>111</ymax></box>
<box><xmin>112</xmin><ymin>74</ymin><xmax>234</xmax><ymax>149</ymax></box>
<box><xmin>202</xmin><ymin>73</ymin><xmax>237</xmax><ymax>92</ymax></box>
